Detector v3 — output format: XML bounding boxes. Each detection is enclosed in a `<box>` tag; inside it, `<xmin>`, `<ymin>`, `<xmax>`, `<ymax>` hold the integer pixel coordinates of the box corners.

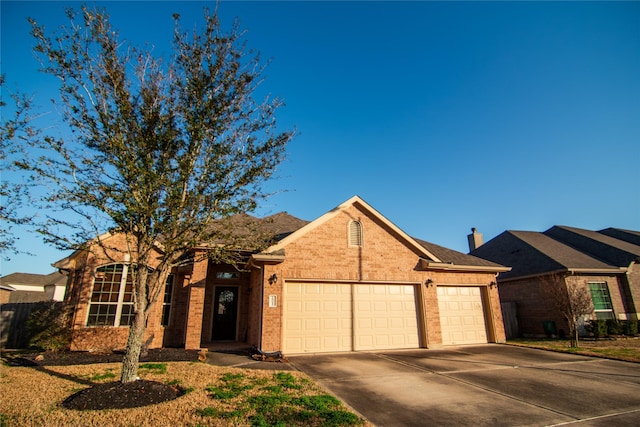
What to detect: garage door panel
<box><xmin>438</xmin><ymin>286</ymin><xmax>488</xmax><ymax>345</ymax></box>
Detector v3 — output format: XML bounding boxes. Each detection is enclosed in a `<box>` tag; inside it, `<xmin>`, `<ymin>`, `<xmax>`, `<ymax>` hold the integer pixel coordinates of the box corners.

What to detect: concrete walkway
<box><xmin>288</xmin><ymin>344</ymin><xmax>640</xmax><ymax>427</ymax></box>
<box><xmin>205</xmin><ymin>349</ymin><xmax>295</xmax><ymax>371</ymax></box>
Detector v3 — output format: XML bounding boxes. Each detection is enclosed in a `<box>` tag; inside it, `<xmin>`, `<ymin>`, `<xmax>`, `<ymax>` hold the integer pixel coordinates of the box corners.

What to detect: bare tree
<box><xmin>19</xmin><ymin>6</ymin><xmax>294</xmax><ymax>382</ymax></box>
<box><xmin>540</xmin><ymin>273</ymin><xmax>594</xmax><ymax>347</ymax></box>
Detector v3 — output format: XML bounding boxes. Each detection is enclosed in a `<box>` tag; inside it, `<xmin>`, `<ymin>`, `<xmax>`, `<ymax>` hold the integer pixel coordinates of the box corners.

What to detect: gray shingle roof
<box><xmin>470</xmin><ymin>230</ymin><xmax>620</xmax><ymax>280</ymax></box>
<box><xmin>598</xmin><ymin>228</ymin><xmax>640</xmax><ymax>246</ymax></box>
<box><xmin>545</xmin><ymin>226</ymin><xmax>640</xmax><ymax>267</ymax></box>
<box><xmin>415</xmin><ymin>238</ymin><xmax>506</xmax><ymax>268</ymax></box>
<box><xmin>222</xmin><ymin>211</ymin><xmax>504</xmax><ymax>269</ymax></box>
<box><xmin>0</xmin><ymin>272</ymin><xmax>66</xmax><ymax>286</ymax></box>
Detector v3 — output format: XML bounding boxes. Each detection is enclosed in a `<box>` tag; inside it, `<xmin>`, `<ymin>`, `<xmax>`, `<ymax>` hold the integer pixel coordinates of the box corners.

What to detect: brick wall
<box><xmin>246</xmin><ymin>267</ymin><xmax>264</xmax><ymax>347</ymax></box>
<box><xmin>184</xmin><ymin>253</ymin><xmax>208</xmax><ymax>349</ymax></box>
<box><xmin>498</xmin><ymin>274</ymin><xmax>627</xmax><ymax>338</ymax></box>
<box><xmin>621</xmin><ymin>263</ymin><xmax>640</xmax><ymax>320</ymax></box>
<box><xmin>65</xmin><ymin>233</ymin><xmax>172</xmax><ymax>351</ymax></box>
<box><xmin>162</xmin><ymin>271</ymin><xmax>191</xmax><ymax>347</ymax></box>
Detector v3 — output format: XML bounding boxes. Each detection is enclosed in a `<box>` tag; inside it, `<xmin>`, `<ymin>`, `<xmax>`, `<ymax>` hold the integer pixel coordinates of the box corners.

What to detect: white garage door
<box><xmin>284</xmin><ymin>282</ymin><xmax>420</xmax><ymax>353</ymax></box>
<box><xmin>354</xmin><ymin>284</ymin><xmax>420</xmax><ymax>350</ymax></box>
<box><xmin>284</xmin><ymin>282</ymin><xmax>352</xmax><ymax>353</ymax></box>
<box><xmin>438</xmin><ymin>286</ymin><xmax>488</xmax><ymax>345</ymax></box>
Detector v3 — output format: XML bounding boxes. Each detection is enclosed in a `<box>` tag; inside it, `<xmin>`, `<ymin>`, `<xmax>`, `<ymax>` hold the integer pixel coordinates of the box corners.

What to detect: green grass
<box><xmin>197</xmin><ymin>372</ymin><xmax>363</xmax><ymax>426</ymax></box>
<box><xmin>87</xmin><ymin>370</ymin><xmax>116</xmax><ymax>381</ymax></box>
<box><xmin>138</xmin><ymin>362</ymin><xmax>167</xmax><ymax>374</ymax></box>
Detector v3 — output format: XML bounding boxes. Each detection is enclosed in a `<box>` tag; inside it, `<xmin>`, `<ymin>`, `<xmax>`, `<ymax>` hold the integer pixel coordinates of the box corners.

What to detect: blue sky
<box><xmin>2</xmin><ymin>1</ymin><xmax>639</xmax><ymax>275</ymax></box>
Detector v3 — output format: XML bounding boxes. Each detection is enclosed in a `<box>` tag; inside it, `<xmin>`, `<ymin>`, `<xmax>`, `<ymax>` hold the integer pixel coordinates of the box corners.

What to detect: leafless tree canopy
<box><xmin>540</xmin><ymin>273</ymin><xmax>594</xmax><ymax>347</ymax></box>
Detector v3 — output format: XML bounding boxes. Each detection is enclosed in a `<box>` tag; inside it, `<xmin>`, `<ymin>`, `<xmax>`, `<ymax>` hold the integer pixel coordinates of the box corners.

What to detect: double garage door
<box><xmin>284</xmin><ymin>282</ymin><xmax>420</xmax><ymax>353</ymax></box>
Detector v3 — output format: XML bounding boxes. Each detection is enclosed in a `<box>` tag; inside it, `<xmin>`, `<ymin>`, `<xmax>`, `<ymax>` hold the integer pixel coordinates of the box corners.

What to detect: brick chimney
<box><xmin>467</xmin><ymin>227</ymin><xmax>483</xmax><ymax>252</ymax></box>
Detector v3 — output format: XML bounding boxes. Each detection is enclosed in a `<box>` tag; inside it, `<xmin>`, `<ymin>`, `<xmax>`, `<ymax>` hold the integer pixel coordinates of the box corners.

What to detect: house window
<box><xmin>161</xmin><ymin>274</ymin><xmax>174</xmax><ymax>327</ymax></box>
<box><xmin>349</xmin><ymin>220</ymin><xmax>363</xmax><ymax>247</ymax></box>
<box><xmin>216</xmin><ymin>271</ymin><xmax>239</xmax><ymax>280</ymax></box>
<box><xmin>589</xmin><ymin>282</ymin><xmax>614</xmax><ymax>320</ymax></box>
<box><xmin>87</xmin><ymin>264</ymin><xmax>135</xmax><ymax>327</ymax></box>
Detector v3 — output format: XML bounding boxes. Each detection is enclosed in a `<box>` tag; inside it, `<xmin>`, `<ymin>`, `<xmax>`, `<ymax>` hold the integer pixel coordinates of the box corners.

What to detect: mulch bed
<box><xmin>2</xmin><ymin>347</ymin><xmax>200</xmax><ymax>367</ymax></box>
<box><xmin>61</xmin><ymin>379</ymin><xmax>185</xmax><ymax>410</ymax></box>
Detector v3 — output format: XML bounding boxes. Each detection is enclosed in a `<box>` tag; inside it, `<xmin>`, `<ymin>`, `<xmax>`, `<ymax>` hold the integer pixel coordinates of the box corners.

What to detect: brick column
<box><xmin>185</xmin><ymin>253</ymin><xmax>208</xmax><ymax>349</ymax></box>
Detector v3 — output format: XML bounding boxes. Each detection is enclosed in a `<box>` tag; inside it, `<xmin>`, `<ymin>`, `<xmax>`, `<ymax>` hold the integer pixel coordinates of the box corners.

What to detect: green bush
<box><xmin>622</xmin><ymin>319</ymin><xmax>638</xmax><ymax>336</ymax></box>
<box><xmin>606</xmin><ymin>319</ymin><xmax>623</xmax><ymax>335</ymax></box>
<box><xmin>25</xmin><ymin>302</ymin><xmax>72</xmax><ymax>351</ymax></box>
<box><xmin>587</xmin><ymin>319</ymin><xmax>608</xmax><ymax>338</ymax></box>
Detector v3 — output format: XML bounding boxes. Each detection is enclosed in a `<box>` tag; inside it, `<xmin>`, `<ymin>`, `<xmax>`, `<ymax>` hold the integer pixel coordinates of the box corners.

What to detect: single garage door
<box><xmin>354</xmin><ymin>284</ymin><xmax>419</xmax><ymax>350</ymax></box>
<box><xmin>437</xmin><ymin>286</ymin><xmax>488</xmax><ymax>345</ymax></box>
<box><xmin>284</xmin><ymin>282</ymin><xmax>420</xmax><ymax>353</ymax></box>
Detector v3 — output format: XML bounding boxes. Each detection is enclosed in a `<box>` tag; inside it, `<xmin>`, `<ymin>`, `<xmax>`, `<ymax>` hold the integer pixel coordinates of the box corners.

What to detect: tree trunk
<box><xmin>120</xmin><ymin>311</ymin><xmax>146</xmax><ymax>383</ymax></box>
<box><xmin>569</xmin><ymin>321</ymin><xmax>579</xmax><ymax>348</ymax></box>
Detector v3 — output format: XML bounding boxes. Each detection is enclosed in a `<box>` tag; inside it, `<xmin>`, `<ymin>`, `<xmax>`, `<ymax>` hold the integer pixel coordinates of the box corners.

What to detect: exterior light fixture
<box><xmin>489</xmin><ymin>281</ymin><xmax>497</xmax><ymax>289</ymax></box>
<box><xmin>425</xmin><ymin>278</ymin><xmax>434</xmax><ymax>287</ymax></box>
<box><xmin>268</xmin><ymin>273</ymin><xmax>278</xmax><ymax>285</ymax></box>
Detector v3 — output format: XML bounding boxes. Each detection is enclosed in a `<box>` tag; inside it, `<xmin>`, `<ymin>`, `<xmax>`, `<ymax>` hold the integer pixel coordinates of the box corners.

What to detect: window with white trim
<box><xmin>87</xmin><ymin>264</ymin><xmax>135</xmax><ymax>326</ymax></box>
<box><xmin>348</xmin><ymin>220</ymin><xmax>363</xmax><ymax>247</ymax></box>
<box><xmin>588</xmin><ymin>282</ymin><xmax>614</xmax><ymax>320</ymax></box>
<box><xmin>161</xmin><ymin>274</ymin><xmax>174</xmax><ymax>327</ymax></box>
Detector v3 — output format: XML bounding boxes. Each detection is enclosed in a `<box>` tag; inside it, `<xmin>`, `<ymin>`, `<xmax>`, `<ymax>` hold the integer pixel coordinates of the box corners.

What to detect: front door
<box><xmin>212</xmin><ymin>286</ymin><xmax>239</xmax><ymax>341</ymax></box>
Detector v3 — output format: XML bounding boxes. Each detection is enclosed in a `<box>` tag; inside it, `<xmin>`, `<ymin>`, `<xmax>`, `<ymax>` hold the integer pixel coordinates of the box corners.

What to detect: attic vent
<box><xmin>349</xmin><ymin>220</ymin><xmax>363</xmax><ymax>247</ymax></box>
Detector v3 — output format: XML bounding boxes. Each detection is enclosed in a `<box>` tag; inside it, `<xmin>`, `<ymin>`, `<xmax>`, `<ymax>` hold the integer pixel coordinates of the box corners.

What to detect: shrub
<box><xmin>606</xmin><ymin>319</ymin><xmax>623</xmax><ymax>335</ymax></box>
<box><xmin>586</xmin><ymin>319</ymin><xmax>608</xmax><ymax>338</ymax></box>
<box><xmin>25</xmin><ymin>302</ymin><xmax>72</xmax><ymax>351</ymax></box>
<box><xmin>622</xmin><ymin>319</ymin><xmax>638</xmax><ymax>336</ymax></box>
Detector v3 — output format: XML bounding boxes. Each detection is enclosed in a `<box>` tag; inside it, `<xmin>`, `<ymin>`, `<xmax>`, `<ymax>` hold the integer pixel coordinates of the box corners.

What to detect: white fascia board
<box><xmin>420</xmin><ymin>259</ymin><xmax>511</xmax><ymax>273</ymax></box>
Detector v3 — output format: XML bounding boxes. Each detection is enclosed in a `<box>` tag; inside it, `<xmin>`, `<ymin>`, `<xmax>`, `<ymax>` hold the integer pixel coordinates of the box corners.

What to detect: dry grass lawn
<box><xmin>0</xmin><ymin>361</ymin><xmax>368</xmax><ymax>427</ymax></box>
<box><xmin>507</xmin><ymin>337</ymin><xmax>640</xmax><ymax>363</ymax></box>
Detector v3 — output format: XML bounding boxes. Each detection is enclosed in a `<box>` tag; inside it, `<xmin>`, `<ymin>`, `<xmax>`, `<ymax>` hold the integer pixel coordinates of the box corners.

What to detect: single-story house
<box><xmin>55</xmin><ymin>196</ymin><xmax>510</xmax><ymax>354</ymax></box>
<box><xmin>0</xmin><ymin>272</ymin><xmax>67</xmax><ymax>304</ymax></box>
<box><xmin>470</xmin><ymin>226</ymin><xmax>640</xmax><ymax>338</ymax></box>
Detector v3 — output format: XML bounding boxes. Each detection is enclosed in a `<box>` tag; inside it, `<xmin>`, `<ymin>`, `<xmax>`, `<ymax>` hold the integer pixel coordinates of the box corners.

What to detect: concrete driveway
<box><xmin>288</xmin><ymin>344</ymin><xmax>640</xmax><ymax>426</ymax></box>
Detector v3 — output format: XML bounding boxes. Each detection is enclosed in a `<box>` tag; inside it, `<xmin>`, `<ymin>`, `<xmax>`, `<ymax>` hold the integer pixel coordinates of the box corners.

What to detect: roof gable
<box><xmin>263</xmin><ymin>195</ymin><xmax>442</xmax><ymax>262</ymax></box>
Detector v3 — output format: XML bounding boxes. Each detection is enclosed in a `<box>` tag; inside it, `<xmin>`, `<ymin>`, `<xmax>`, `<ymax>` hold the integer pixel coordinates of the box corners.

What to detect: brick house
<box><xmin>470</xmin><ymin>226</ymin><xmax>640</xmax><ymax>338</ymax></box>
<box><xmin>55</xmin><ymin>196</ymin><xmax>509</xmax><ymax>353</ymax></box>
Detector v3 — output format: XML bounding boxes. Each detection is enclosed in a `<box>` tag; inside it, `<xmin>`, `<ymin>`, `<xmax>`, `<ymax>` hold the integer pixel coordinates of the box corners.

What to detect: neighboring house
<box><xmin>54</xmin><ymin>196</ymin><xmax>509</xmax><ymax>354</ymax></box>
<box><xmin>0</xmin><ymin>272</ymin><xmax>67</xmax><ymax>303</ymax></box>
<box><xmin>470</xmin><ymin>226</ymin><xmax>640</xmax><ymax>338</ymax></box>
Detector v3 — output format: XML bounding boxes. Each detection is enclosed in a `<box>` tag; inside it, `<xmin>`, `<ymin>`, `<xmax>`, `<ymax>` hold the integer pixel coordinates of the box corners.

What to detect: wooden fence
<box><xmin>501</xmin><ymin>301</ymin><xmax>519</xmax><ymax>340</ymax></box>
<box><xmin>0</xmin><ymin>302</ymin><xmax>63</xmax><ymax>349</ymax></box>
